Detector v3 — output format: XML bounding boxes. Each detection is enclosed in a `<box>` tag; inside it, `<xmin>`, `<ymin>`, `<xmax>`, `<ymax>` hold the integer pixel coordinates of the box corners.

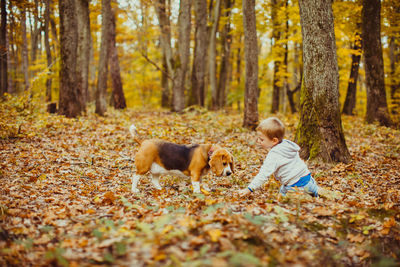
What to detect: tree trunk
<box><xmin>109</xmin><ymin>6</ymin><xmax>126</xmax><ymax>110</ymax></box>
<box><xmin>236</xmin><ymin>38</ymin><xmax>242</xmax><ymax>111</ymax></box>
<box><xmin>21</xmin><ymin>8</ymin><xmax>29</xmax><ymax>91</ymax></box>
<box><xmin>190</xmin><ymin>0</ymin><xmax>208</xmax><ymax>107</ymax></box>
<box><xmin>388</xmin><ymin>3</ymin><xmax>400</xmax><ymax>117</ymax></box>
<box><xmin>161</xmin><ymin>55</ymin><xmax>170</xmax><ymax>107</ymax></box>
<box><xmin>296</xmin><ymin>0</ymin><xmax>350</xmax><ymax>163</ymax></box>
<box><xmin>217</xmin><ymin>0</ymin><xmax>233</xmax><ymax>109</ymax></box>
<box><xmin>44</xmin><ymin>0</ymin><xmax>52</xmax><ymax>102</ymax></box>
<box><xmin>155</xmin><ymin>0</ymin><xmax>174</xmax><ymax>108</ymax></box>
<box><xmin>209</xmin><ymin>0</ymin><xmax>221</xmax><ymax>110</ymax></box>
<box><xmin>95</xmin><ymin>0</ymin><xmax>112</xmax><ymax>116</ymax></box>
<box><xmin>58</xmin><ymin>0</ymin><xmax>84</xmax><ymax>117</ymax></box>
<box><xmin>242</xmin><ymin>0</ymin><xmax>259</xmax><ymax>129</ymax></box>
<box><xmin>389</xmin><ymin>36</ymin><xmax>399</xmax><ymax>116</ymax></box>
<box><xmin>362</xmin><ymin>0</ymin><xmax>392</xmax><ymax>126</ymax></box>
<box><xmin>271</xmin><ymin>0</ymin><xmax>281</xmax><ymax>114</ymax></box>
<box><xmin>30</xmin><ymin>0</ymin><xmax>40</xmax><ymax>67</ymax></box>
<box><xmin>172</xmin><ymin>0</ymin><xmax>191</xmax><ymax>112</ymax></box>
<box><xmin>76</xmin><ymin>0</ymin><xmax>91</xmax><ymax>106</ymax></box>
<box><xmin>342</xmin><ymin>31</ymin><xmax>362</xmax><ymax>115</ymax></box>
<box><xmin>0</xmin><ymin>0</ymin><xmax>7</xmax><ymax>95</ymax></box>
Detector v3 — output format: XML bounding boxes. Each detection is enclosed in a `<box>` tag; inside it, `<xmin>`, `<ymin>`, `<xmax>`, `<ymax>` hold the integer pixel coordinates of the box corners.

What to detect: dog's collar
<box><xmin>208</xmin><ymin>145</ymin><xmax>216</xmax><ymax>158</ymax></box>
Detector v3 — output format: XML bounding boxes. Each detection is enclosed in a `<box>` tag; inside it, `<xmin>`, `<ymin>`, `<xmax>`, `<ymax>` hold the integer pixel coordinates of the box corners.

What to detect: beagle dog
<box><xmin>129</xmin><ymin>125</ymin><xmax>234</xmax><ymax>193</ymax></box>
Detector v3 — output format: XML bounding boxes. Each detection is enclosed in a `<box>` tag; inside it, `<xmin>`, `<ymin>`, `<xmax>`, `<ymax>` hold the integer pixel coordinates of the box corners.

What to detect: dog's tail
<box><xmin>129</xmin><ymin>124</ymin><xmax>143</xmax><ymax>145</ymax></box>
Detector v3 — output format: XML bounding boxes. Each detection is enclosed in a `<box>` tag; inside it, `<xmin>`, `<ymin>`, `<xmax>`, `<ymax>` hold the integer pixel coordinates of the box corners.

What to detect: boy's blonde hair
<box><xmin>256</xmin><ymin>117</ymin><xmax>285</xmax><ymax>141</ymax></box>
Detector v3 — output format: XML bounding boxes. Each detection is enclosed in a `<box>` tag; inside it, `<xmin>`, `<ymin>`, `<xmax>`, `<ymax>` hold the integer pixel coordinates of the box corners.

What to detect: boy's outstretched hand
<box><xmin>238</xmin><ymin>188</ymin><xmax>251</xmax><ymax>197</ymax></box>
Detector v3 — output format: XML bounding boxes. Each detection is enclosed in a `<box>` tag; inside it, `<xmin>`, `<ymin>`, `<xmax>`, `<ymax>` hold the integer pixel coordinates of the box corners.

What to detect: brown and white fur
<box><xmin>129</xmin><ymin>125</ymin><xmax>234</xmax><ymax>193</ymax></box>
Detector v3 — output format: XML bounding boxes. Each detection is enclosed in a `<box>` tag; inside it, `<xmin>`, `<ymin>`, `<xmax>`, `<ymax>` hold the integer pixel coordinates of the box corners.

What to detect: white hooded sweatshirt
<box><xmin>248</xmin><ymin>139</ymin><xmax>310</xmax><ymax>191</ymax></box>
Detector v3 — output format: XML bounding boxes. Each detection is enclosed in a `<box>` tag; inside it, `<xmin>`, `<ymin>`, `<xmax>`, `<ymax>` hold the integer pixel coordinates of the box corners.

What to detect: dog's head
<box><xmin>209</xmin><ymin>146</ymin><xmax>234</xmax><ymax>177</ymax></box>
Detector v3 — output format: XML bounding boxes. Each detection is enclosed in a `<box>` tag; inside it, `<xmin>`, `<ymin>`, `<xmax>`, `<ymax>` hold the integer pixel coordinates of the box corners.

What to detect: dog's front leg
<box><xmin>190</xmin><ymin>172</ymin><xmax>201</xmax><ymax>193</ymax></box>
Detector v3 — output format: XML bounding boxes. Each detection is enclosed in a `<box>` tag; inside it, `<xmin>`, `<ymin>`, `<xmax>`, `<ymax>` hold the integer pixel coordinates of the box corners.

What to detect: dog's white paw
<box><xmin>132</xmin><ymin>187</ymin><xmax>140</xmax><ymax>193</ymax></box>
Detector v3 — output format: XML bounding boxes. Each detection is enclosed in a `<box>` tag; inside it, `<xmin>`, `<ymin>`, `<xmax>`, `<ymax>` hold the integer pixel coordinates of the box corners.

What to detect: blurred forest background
<box><xmin>0</xmin><ymin>0</ymin><xmax>399</xmax><ymax>119</ymax></box>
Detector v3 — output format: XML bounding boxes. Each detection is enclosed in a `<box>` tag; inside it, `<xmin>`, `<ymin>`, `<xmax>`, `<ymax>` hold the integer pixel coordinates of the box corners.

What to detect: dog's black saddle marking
<box><xmin>158</xmin><ymin>143</ymin><xmax>199</xmax><ymax>171</ymax></box>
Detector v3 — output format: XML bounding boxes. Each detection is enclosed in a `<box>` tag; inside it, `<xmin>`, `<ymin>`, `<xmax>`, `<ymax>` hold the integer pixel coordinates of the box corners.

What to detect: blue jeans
<box><xmin>280</xmin><ymin>174</ymin><xmax>319</xmax><ymax>197</ymax></box>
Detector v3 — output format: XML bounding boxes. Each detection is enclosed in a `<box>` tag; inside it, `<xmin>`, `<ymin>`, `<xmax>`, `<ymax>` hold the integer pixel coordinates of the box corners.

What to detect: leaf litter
<box><xmin>0</xmin><ymin>109</ymin><xmax>399</xmax><ymax>266</ymax></box>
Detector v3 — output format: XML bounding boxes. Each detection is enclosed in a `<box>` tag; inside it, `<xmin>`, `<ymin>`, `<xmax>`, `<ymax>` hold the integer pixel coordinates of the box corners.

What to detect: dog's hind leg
<box><xmin>132</xmin><ymin>174</ymin><xmax>141</xmax><ymax>193</ymax></box>
<box><xmin>151</xmin><ymin>174</ymin><xmax>162</xmax><ymax>190</ymax></box>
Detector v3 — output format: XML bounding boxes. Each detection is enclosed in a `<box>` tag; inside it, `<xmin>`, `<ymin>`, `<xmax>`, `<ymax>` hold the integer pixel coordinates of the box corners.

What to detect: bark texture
<box><xmin>296</xmin><ymin>0</ymin><xmax>350</xmax><ymax>163</ymax></box>
<box><xmin>271</xmin><ymin>0</ymin><xmax>282</xmax><ymax>114</ymax></box>
<box><xmin>209</xmin><ymin>0</ymin><xmax>221</xmax><ymax>109</ymax></box>
<box><xmin>44</xmin><ymin>0</ymin><xmax>52</xmax><ymax>102</ymax></box>
<box><xmin>0</xmin><ymin>0</ymin><xmax>7</xmax><ymax>95</ymax></box>
<box><xmin>109</xmin><ymin>7</ymin><xmax>126</xmax><ymax>109</ymax></box>
<box><xmin>76</xmin><ymin>0</ymin><xmax>91</xmax><ymax>106</ymax></box>
<box><xmin>172</xmin><ymin>0</ymin><xmax>191</xmax><ymax>112</ymax></box>
<box><xmin>95</xmin><ymin>0</ymin><xmax>112</xmax><ymax>116</ymax></box>
<box><xmin>342</xmin><ymin>31</ymin><xmax>362</xmax><ymax>115</ymax></box>
<box><xmin>58</xmin><ymin>0</ymin><xmax>85</xmax><ymax>117</ymax></box>
<box><xmin>190</xmin><ymin>0</ymin><xmax>208</xmax><ymax>107</ymax></box>
<box><xmin>362</xmin><ymin>0</ymin><xmax>392</xmax><ymax>126</ymax></box>
<box><xmin>21</xmin><ymin>8</ymin><xmax>29</xmax><ymax>91</ymax></box>
<box><xmin>155</xmin><ymin>0</ymin><xmax>173</xmax><ymax>108</ymax></box>
<box><xmin>217</xmin><ymin>0</ymin><xmax>233</xmax><ymax>108</ymax></box>
<box><xmin>242</xmin><ymin>0</ymin><xmax>259</xmax><ymax>129</ymax></box>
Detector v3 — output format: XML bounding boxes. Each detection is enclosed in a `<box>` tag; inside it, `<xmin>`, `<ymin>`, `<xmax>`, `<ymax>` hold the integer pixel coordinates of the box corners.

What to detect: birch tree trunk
<box><xmin>362</xmin><ymin>0</ymin><xmax>392</xmax><ymax>126</ymax></box>
<box><xmin>209</xmin><ymin>0</ymin><xmax>221</xmax><ymax>109</ymax></box>
<box><xmin>58</xmin><ymin>0</ymin><xmax>85</xmax><ymax>117</ymax></box>
<box><xmin>0</xmin><ymin>0</ymin><xmax>7</xmax><ymax>95</ymax></box>
<box><xmin>109</xmin><ymin>7</ymin><xmax>126</xmax><ymax>109</ymax></box>
<box><xmin>296</xmin><ymin>0</ymin><xmax>350</xmax><ymax>163</ymax></box>
<box><xmin>190</xmin><ymin>0</ymin><xmax>208</xmax><ymax>107</ymax></box>
<box><xmin>242</xmin><ymin>0</ymin><xmax>259</xmax><ymax>129</ymax></box>
<box><xmin>95</xmin><ymin>0</ymin><xmax>112</xmax><ymax>116</ymax></box>
<box><xmin>172</xmin><ymin>0</ymin><xmax>191</xmax><ymax>112</ymax></box>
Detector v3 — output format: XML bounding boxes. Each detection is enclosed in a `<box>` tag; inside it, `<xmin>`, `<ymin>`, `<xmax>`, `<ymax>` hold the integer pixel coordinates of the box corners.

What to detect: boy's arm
<box><xmin>246</xmin><ymin>153</ymin><xmax>278</xmax><ymax>192</ymax></box>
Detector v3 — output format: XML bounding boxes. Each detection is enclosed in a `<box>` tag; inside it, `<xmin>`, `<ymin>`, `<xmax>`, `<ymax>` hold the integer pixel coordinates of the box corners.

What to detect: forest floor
<box><xmin>1</xmin><ymin>103</ymin><xmax>400</xmax><ymax>266</ymax></box>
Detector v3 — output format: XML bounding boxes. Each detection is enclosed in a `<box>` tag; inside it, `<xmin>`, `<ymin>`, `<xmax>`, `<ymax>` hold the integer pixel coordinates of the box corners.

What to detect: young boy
<box><xmin>238</xmin><ymin>117</ymin><xmax>320</xmax><ymax>198</ymax></box>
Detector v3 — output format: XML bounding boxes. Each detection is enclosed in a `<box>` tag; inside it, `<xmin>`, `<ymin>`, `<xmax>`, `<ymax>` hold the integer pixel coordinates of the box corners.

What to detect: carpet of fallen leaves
<box><xmin>1</xmin><ymin>106</ymin><xmax>400</xmax><ymax>267</ymax></box>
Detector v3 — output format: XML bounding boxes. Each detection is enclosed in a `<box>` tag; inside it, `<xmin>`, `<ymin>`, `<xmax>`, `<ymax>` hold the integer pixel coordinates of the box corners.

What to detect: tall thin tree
<box><xmin>0</xmin><ymin>0</ymin><xmax>7</xmax><ymax>95</ymax></box>
<box><xmin>172</xmin><ymin>0</ymin><xmax>191</xmax><ymax>112</ymax></box>
<box><xmin>76</xmin><ymin>0</ymin><xmax>91</xmax><ymax>106</ymax></box>
<box><xmin>209</xmin><ymin>0</ymin><xmax>221</xmax><ymax>109</ymax></box>
<box><xmin>342</xmin><ymin>31</ymin><xmax>362</xmax><ymax>115</ymax></box>
<box><xmin>217</xmin><ymin>0</ymin><xmax>233</xmax><ymax>109</ymax></box>
<box><xmin>109</xmin><ymin>6</ymin><xmax>126</xmax><ymax>109</ymax></box>
<box><xmin>44</xmin><ymin>0</ymin><xmax>52</xmax><ymax>102</ymax></box>
<box><xmin>242</xmin><ymin>0</ymin><xmax>259</xmax><ymax>129</ymax></box>
<box><xmin>296</xmin><ymin>0</ymin><xmax>350</xmax><ymax>163</ymax></box>
<box><xmin>190</xmin><ymin>0</ymin><xmax>208</xmax><ymax>107</ymax></box>
<box><xmin>20</xmin><ymin>6</ymin><xmax>29</xmax><ymax>91</ymax></box>
<box><xmin>155</xmin><ymin>0</ymin><xmax>173</xmax><ymax>108</ymax></box>
<box><xmin>95</xmin><ymin>0</ymin><xmax>112</xmax><ymax>116</ymax></box>
<box><xmin>362</xmin><ymin>0</ymin><xmax>392</xmax><ymax>126</ymax></box>
<box><xmin>271</xmin><ymin>0</ymin><xmax>282</xmax><ymax>114</ymax></box>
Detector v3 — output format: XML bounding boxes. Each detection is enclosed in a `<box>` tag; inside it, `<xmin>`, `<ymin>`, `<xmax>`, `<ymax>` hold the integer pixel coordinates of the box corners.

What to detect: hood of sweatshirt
<box><xmin>271</xmin><ymin>139</ymin><xmax>300</xmax><ymax>158</ymax></box>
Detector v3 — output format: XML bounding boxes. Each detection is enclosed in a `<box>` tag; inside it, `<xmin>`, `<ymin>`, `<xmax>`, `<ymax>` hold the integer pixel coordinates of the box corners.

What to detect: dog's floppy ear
<box><xmin>229</xmin><ymin>152</ymin><xmax>235</xmax><ymax>173</ymax></box>
<box><xmin>209</xmin><ymin>149</ymin><xmax>224</xmax><ymax>176</ymax></box>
